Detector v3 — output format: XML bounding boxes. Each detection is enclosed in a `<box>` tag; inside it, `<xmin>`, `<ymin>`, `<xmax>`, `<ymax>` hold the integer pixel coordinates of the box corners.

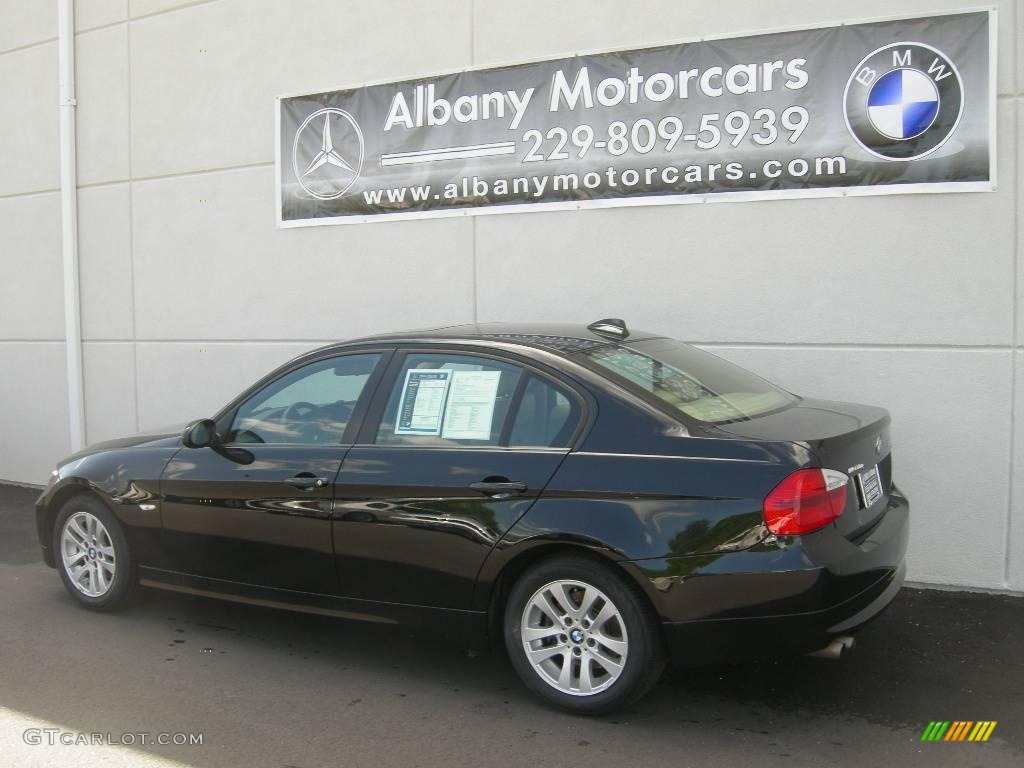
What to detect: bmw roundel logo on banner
<box><xmin>844</xmin><ymin>42</ymin><xmax>964</xmax><ymax>161</ymax></box>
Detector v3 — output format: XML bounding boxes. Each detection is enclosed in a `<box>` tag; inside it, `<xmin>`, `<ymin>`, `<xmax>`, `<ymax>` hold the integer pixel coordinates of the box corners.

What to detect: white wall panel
<box><xmin>131</xmin><ymin>166</ymin><xmax>475</xmax><ymax>340</ymax></box>
<box><xmin>1017</xmin><ymin>98</ymin><xmax>1024</xmax><ymax>345</ymax></box>
<box><xmin>476</xmin><ymin>94</ymin><xmax>1014</xmax><ymax>347</ymax></box>
<box><xmin>76</xmin><ymin>25</ymin><xmax>130</xmax><ymax>185</ymax></box>
<box><xmin>129</xmin><ymin>0</ymin><xmax>207</xmax><ymax>17</ymax></box>
<box><xmin>1011</xmin><ymin>350</ymin><xmax>1024</xmax><ymax>590</ymax></box>
<box><xmin>129</xmin><ymin>0</ymin><xmax>472</xmax><ymax>178</ymax></box>
<box><xmin>76</xmin><ymin>0</ymin><xmax>128</xmax><ymax>32</ymax></box>
<box><xmin>0</xmin><ymin>43</ymin><xmax>58</xmax><ymax>196</ymax></box>
<box><xmin>708</xmin><ymin>345</ymin><xmax>1013</xmax><ymax>589</ymax></box>
<box><xmin>1013</xmin><ymin>93</ymin><xmax>1022</xmax><ymax>591</ymax></box>
<box><xmin>1017</xmin><ymin>0</ymin><xmax>1023</xmax><ymax>93</ymax></box>
<box><xmin>0</xmin><ymin>1</ymin><xmax>55</xmax><ymax>53</ymax></box>
<box><xmin>0</xmin><ymin>193</ymin><xmax>64</xmax><ymax>339</ymax></box>
<box><xmin>0</xmin><ymin>0</ymin><xmax>1018</xmax><ymax>592</ymax></box>
<box><xmin>82</xmin><ymin>342</ymin><xmax>137</xmax><ymax>445</ymax></box>
<box><xmin>79</xmin><ymin>183</ymin><xmax>134</xmax><ymax>340</ymax></box>
<box><xmin>0</xmin><ymin>343</ymin><xmax>70</xmax><ymax>484</ymax></box>
<box><xmin>473</xmin><ymin>0</ymin><xmax>1016</xmax><ymax>96</ymax></box>
<box><xmin>135</xmin><ymin>341</ymin><xmax>318</xmax><ymax>429</ymax></box>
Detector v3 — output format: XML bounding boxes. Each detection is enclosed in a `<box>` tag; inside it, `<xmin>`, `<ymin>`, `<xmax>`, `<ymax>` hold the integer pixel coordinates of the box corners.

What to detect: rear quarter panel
<box><xmin>472</xmin><ymin>440</ymin><xmax>805</xmax><ymax>612</ymax></box>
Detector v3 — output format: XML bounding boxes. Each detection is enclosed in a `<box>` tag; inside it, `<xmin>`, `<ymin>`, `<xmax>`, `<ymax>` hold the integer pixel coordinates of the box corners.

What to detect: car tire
<box><xmin>52</xmin><ymin>493</ymin><xmax>137</xmax><ymax>611</ymax></box>
<box><xmin>504</xmin><ymin>554</ymin><xmax>665</xmax><ymax>715</ymax></box>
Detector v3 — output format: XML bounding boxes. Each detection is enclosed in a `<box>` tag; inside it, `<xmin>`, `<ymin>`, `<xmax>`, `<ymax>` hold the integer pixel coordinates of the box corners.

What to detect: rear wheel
<box><xmin>53</xmin><ymin>494</ymin><xmax>137</xmax><ymax>610</ymax></box>
<box><xmin>504</xmin><ymin>555</ymin><xmax>665</xmax><ymax>714</ymax></box>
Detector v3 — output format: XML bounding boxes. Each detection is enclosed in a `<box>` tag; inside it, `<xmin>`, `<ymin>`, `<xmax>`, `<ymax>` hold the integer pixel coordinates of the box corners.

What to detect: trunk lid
<box><xmin>716</xmin><ymin>398</ymin><xmax>893</xmax><ymax>538</ymax></box>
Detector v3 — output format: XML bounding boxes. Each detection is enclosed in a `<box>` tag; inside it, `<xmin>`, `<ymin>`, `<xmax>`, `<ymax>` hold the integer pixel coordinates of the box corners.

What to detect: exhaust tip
<box><xmin>808</xmin><ymin>635</ymin><xmax>855</xmax><ymax>660</ymax></box>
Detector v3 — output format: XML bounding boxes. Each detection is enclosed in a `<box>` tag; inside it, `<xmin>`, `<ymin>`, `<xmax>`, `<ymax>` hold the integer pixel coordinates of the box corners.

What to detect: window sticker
<box><xmin>441</xmin><ymin>370</ymin><xmax>502</xmax><ymax>440</ymax></box>
<box><xmin>395</xmin><ymin>369</ymin><xmax>452</xmax><ymax>435</ymax></box>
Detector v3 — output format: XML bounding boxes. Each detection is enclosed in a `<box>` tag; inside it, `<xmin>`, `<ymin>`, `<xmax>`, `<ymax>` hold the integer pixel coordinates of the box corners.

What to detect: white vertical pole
<box><xmin>57</xmin><ymin>0</ymin><xmax>86</xmax><ymax>452</ymax></box>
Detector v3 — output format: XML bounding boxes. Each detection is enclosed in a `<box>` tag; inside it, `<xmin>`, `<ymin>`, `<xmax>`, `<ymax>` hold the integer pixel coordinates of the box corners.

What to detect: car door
<box><xmin>333</xmin><ymin>348</ymin><xmax>587</xmax><ymax>610</ymax></box>
<box><xmin>157</xmin><ymin>350</ymin><xmax>389</xmax><ymax>593</ymax></box>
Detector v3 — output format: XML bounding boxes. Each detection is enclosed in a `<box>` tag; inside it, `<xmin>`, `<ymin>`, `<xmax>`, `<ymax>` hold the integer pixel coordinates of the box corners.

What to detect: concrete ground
<box><xmin>1</xmin><ymin>483</ymin><xmax>1020</xmax><ymax>768</ymax></box>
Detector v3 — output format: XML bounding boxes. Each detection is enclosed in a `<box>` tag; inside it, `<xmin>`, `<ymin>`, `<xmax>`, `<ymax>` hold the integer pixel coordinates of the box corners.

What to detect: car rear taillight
<box><xmin>763</xmin><ymin>468</ymin><xmax>849</xmax><ymax>535</ymax></box>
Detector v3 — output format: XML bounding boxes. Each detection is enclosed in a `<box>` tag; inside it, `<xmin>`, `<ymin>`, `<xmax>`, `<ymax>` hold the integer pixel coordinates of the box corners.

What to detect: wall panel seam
<box><xmin>5</xmin><ymin>340</ymin><xmax>1021</xmax><ymax>348</ymax></box>
<box><xmin>1005</xmin><ymin>96</ymin><xmax>1020</xmax><ymax>586</ymax></box>
<box><xmin>0</xmin><ymin>189</ymin><xmax>60</xmax><ymax>201</ymax></box>
<box><xmin>698</xmin><ymin>342</ymin><xmax>1017</xmax><ymax>351</ymax></box>
<box><xmin>470</xmin><ymin>0</ymin><xmax>476</xmax><ymax>64</ymax></box>
<box><xmin>75</xmin><ymin>20</ymin><xmax>128</xmax><ymax>37</ymax></box>
<box><xmin>131</xmin><ymin>161</ymin><xmax>274</xmax><ymax>185</ymax></box>
<box><xmin>78</xmin><ymin>178</ymin><xmax>130</xmax><ymax>190</ymax></box>
<box><xmin>1</xmin><ymin>339</ymin><xmax>1012</xmax><ymax>349</ymax></box>
<box><xmin>0</xmin><ymin>37</ymin><xmax>57</xmax><ymax>57</ymax></box>
<box><xmin>129</xmin><ymin>0</ymin><xmax>221</xmax><ymax>23</ymax></box>
<box><xmin>471</xmin><ymin>217</ymin><xmax>478</xmax><ymax>324</ymax></box>
<box><xmin>127</xmin><ymin>15</ymin><xmax>140</xmax><ymax>434</ymax></box>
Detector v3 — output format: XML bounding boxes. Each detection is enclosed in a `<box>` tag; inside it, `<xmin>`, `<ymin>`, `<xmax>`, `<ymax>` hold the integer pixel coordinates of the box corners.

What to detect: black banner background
<box><xmin>277</xmin><ymin>11</ymin><xmax>993</xmax><ymax>225</ymax></box>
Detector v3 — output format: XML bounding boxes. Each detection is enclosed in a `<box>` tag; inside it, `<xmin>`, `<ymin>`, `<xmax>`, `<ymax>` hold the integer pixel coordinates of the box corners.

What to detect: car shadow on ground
<box><xmin>124</xmin><ymin>579</ymin><xmax>1022</xmax><ymax>734</ymax></box>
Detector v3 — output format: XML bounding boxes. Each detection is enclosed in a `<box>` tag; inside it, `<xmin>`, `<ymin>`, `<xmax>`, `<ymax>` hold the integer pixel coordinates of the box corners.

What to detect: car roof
<box><xmin>336</xmin><ymin>322</ymin><xmax>664</xmax><ymax>356</ymax></box>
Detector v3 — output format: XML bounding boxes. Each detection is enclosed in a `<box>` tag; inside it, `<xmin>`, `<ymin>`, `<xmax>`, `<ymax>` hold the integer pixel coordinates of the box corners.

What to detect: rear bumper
<box><xmin>660</xmin><ymin>559</ymin><xmax>905</xmax><ymax>666</ymax></box>
<box><xmin>625</xmin><ymin>489</ymin><xmax>909</xmax><ymax>667</ymax></box>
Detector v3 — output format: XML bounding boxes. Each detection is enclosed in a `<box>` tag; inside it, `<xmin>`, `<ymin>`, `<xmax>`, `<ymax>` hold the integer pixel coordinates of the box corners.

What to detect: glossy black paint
<box><xmin>718</xmin><ymin>397</ymin><xmax>894</xmax><ymax>539</ymax></box>
<box><xmin>35</xmin><ymin>429</ymin><xmax>181</xmax><ymax>568</ymax></box>
<box><xmin>333</xmin><ymin>446</ymin><xmax>566</xmax><ymax>609</ymax></box>
<box><xmin>158</xmin><ymin>445</ymin><xmax>342</xmax><ymax>592</ymax></box>
<box><xmin>35</xmin><ymin>322</ymin><xmax>909</xmax><ymax>664</ymax></box>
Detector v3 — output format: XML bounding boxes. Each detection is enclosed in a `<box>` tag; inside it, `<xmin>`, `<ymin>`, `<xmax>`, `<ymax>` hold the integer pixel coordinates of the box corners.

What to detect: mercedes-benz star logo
<box><xmin>291</xmin><ymin>107</ymin><xmax>364</xmax><ymax>200</ymax></box>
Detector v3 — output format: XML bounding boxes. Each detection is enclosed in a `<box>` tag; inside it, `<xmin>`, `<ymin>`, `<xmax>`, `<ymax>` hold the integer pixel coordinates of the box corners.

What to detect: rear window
<box><xmin>577</xmin><ymin>338</ymin><xmax>797</xmax><ymax>424</ymax></box>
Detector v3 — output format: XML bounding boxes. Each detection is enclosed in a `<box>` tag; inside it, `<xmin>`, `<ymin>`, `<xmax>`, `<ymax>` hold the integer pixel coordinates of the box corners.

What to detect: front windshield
<box><xmin>577</xmin><ymin>337</ymin><xmax>797</xmax><ymax>424</ymax></box>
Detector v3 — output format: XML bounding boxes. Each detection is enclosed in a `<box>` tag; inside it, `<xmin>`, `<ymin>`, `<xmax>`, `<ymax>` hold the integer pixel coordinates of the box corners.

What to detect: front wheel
<box><xmin>53</xmin><ymin>494</ymin><xmax>137</xmax><ymax>610</ymax></box>
<box><xmin>504</xmin><ymin>555</ymin><xmax>665</xmax><ymax>714</ymax></box>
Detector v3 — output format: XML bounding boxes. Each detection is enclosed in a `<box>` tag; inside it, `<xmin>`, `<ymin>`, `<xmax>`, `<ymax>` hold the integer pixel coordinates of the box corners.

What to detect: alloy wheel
<box><xmin>60</xmin><ymin>511</ymin><xmax>116</xmax><ymax>598</ymax></box>
<box><xmin>520</xmin><ymin>579</ymin><xmax>629</xmax><ymax>696</ymax></box>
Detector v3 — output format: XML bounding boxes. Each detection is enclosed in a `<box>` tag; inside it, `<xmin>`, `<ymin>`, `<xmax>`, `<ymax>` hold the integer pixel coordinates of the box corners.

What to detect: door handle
<box><xmin>469</xmin><ymin>480</ymin><xmax>528</xmax><ymax>498</ymax></box>
<box><xmin>284</xmin><ymin>475</ymin><xmax>328</xmax><ymax>490</ymax></box>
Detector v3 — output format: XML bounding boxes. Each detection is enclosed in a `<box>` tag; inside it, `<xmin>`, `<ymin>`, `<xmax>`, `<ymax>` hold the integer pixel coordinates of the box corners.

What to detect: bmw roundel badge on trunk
<box><xmin>844</xmin><ymin>43</ymin><xmax>964</xmax><ymax>161</ymax></box>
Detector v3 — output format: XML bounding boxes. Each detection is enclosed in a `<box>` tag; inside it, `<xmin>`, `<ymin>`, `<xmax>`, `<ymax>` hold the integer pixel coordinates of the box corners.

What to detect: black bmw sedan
<box><xmin>35</xmin><ymin>320</ymin><xmax>908</xmax><ymax>713</ymax></box>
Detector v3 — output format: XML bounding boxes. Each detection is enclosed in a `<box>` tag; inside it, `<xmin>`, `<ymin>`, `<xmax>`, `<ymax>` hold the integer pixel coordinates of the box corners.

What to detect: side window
<box><xmin>375</xmin><ymin>353</ymin><xmax>522</xmax><ymax>447</ymax></box>
<box><xmin>508</xmin><ymin>375</ymin><xmax>581</xmax><ymax>448</ymax></box>
<box><xmin>227</xmin><ymin>354</ymin><xmax>381</xmax><ymax>445</ymax></box>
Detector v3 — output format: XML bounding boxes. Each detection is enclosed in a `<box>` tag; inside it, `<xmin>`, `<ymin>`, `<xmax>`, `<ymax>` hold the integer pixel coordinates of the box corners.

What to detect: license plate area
<box><xmin>855</xmin><ymin>464</ymin><xmax>883</xmax><ymax>509</ymax></box>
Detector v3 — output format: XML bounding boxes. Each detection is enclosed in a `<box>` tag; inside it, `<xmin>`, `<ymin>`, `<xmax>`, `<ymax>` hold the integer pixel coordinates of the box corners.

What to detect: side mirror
<box><xmin>182</xmin><ymin>418</ymin><xmax>218</xmax><ymax>449</ymax></box>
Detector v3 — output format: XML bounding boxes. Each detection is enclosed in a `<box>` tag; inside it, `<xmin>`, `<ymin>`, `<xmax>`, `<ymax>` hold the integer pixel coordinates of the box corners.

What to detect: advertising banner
<box><xmin>277</xmin><ymin>10</ymin><xmax>994</xmax><ymax>226</ymax></box>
